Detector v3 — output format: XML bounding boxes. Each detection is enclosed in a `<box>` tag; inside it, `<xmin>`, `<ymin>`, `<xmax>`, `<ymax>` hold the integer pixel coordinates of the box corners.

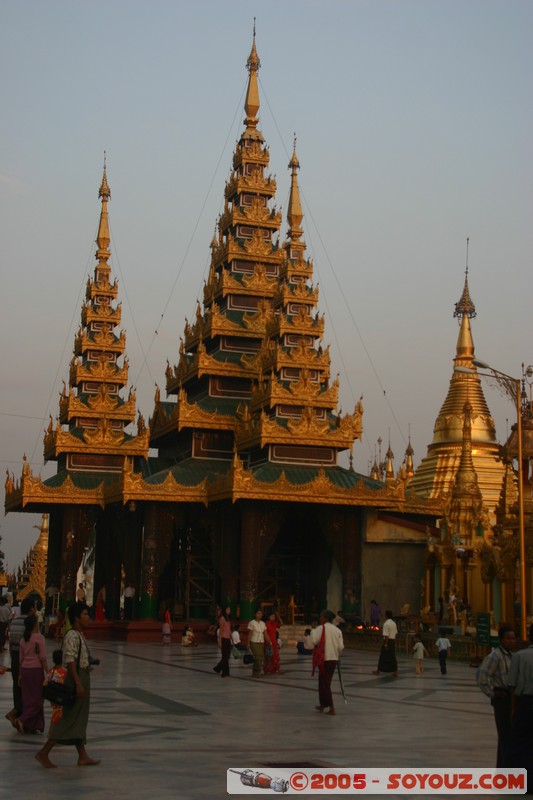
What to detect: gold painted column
<box><xmin>140</xmin><ymin>504</ymin><xmax>160</xmax><ymax>619</ymax></box>
<box><xmin>425</xmin><ymin>567</ymin><xmax>432</xmax><ymax>608</ymax></box>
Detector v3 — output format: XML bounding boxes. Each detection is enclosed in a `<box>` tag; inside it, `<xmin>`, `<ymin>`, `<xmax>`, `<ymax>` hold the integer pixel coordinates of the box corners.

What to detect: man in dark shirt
<box><xmin>5</xmin><ymin>597</ymin><xmax>36</xmax><ymax>726</ymax></box>
<box><xmin>505</xmin><ymin>623</ymin><xmax>533</xmax><ymax>793</ymax></box>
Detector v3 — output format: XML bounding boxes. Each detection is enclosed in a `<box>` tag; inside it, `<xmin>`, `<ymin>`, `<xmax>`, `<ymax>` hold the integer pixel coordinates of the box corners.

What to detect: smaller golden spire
<box><xmin>244</xmin><ymin>21</ymin><xmax>261</xmax><ymax>127</ymax></box>
<box><xmin>385</xmin><ymin>441</ymin><xmax>395</xmax><ymax>480</ymax></box>
<box><xmin>454</xmin><ymin>239</ymin><xmax>476</xmax><ymax>320</ymax></box>
<box><xmin>99</xmin><ymin>151</ymin><xmax>111</xmax><ymax>201</ymax></box>
<box><xmin>454</xmin><ymin>400</ymin><xmax>480</xmax><ymax>496</ymax></box>
<box><xmin>287</xmin><ymin>135</ymin><xmax>303</xmax><ymax>238</ymax></box>
<box><xmin>405</xmin><ymin>435</ymin><xmax>415</xmax><ymax>479</ymax></box>
<box><xmin>96</xmin><ymin>153</ymin><xmax>111</xmax><ymax>257</ymax></box>
<box><xmin>453</xmin><ymin>241</ymin><xmax>476</xmax><ymax>361</ymax></box>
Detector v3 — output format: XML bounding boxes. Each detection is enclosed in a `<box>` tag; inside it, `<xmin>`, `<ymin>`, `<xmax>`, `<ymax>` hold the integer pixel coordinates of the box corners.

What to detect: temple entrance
<box><xmin>257</xmin><ymin>509</ymin><xmax>331</xmax><ymax>624</ymax></box>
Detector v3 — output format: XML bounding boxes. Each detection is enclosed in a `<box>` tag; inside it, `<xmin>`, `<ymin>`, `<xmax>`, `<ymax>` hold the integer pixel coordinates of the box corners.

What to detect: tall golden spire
<box><xmin>411</xmin><ymin>259</ymin><xmax>505</xmax><ymax>511</ymax></box>
<box><xmin>244</xmin><ymin>21</ymin><xmax>261</xmax><ymax>132</ymax></box>
<box><xmin>287</xmin><ymin>137</ymin><xmax>303</xmax><ymax>240</ymax></box>
<box><xmin>96</xmin><ymin>153</ymin><xmax>111</xmax><ymax>258</ymax></box>
<box><xmin>453</xmin><ymin>240</ymin><xmax>476</xmax><ymax>361</ymax></box>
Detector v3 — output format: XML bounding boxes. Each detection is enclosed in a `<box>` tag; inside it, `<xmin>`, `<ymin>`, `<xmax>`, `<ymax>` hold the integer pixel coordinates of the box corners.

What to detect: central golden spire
<box><xmin>96</xmin><ymin>153</ymin><xmax>111</xmax><ymax>257</ymax></box>
<box><xmin>244</xmin><ymin>22</ymin><xmax>261</xmax><ymax>132</ymax></box>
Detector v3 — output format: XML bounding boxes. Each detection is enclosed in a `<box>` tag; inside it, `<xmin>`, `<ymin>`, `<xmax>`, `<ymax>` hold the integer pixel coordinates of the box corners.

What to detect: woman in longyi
<box><xmin>35</xmin><ymin>603</ymin><xmax>100</xmax><ymax>769</ymax></box>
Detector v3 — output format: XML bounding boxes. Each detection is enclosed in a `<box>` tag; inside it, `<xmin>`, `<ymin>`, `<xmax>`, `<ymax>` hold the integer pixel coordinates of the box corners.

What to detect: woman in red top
<box><xmin>264</xmin><ymin>611</ymin><xmax>283</xmax><ymax>674</ymax></box>
<box><xmin>213</xmin><ymin>606</ymin><xmax>232</xmax><ymax>677</ymax></box>
<box><xmin>16</xmin><ymin>614</ymin><xmax>48</xmax><ymax>734</ymax></box>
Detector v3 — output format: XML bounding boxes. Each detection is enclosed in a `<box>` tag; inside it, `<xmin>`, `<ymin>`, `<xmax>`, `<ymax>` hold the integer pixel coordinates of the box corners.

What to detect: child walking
<box><xmin>43</xmin><ymin>650</ymin><xmax>68</xmax><ymax>726</ymax></box>
<box><xmin>412</xmin><ymin>634</ymin><xmax>428</xmax><ymax>676</ymax></box>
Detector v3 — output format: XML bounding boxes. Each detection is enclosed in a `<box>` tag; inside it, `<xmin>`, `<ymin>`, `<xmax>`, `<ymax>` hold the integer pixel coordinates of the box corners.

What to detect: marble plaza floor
<box><xmin>0</xmin><ymin>639</ymin><xmax>501</xmax><ymax>799</ymax></box>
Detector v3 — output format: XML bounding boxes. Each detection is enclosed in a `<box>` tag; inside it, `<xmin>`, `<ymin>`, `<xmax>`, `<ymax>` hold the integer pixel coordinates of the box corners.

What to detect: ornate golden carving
<box><xmin>60</xmin><ymin>385</ymin><xmax>136</xmax><ymax>422</ymax></box>
<box><xmin>69</xmin><ymin>355</ymin><xmax>129</xmax><ymax>386</ymax></box>
<box><xmin>250</xmin><ymin>371</ymin><xmax>339</xmax><ymax>410</ymax></box>
<box><xmin>75</xmin><ymin>326</ymin><xmax>126</xmax><ymax>354</ymax></box>
<box><xmin>85</xmin><ymin>276</ymin><xmax>118</xmax><ymax>300</ymax></box>
<box><xmin>44</xmin><ymin>418</ymin><xmax>149</xmax><ymax>460</ymax></box>
<box><xmin>219</xmin><ymin>200</ymin><xmax>281</xmax><ymax>231</ymax></box>
<box><xmin>267</xmin><ymin>306</ymin><xmax>325</xmax><ymax>338</ymax></box>
<box><xmin>235</xmin><ymin>405</ymin><xmax>361</xmax><ymax>450</ymax></box>
<box><xmin>81</xmin><ymin>302</ymin><xmax>121</xmax><ymax>327</ymax></box>
<box><xmin>241</xmin><ymin>264</ymin><xmax>278</xmax><ymax>293</ymax></box>
<box><xmin>232</xmin><ymin>140</ymin><xmax>270</xmax><ymax>168</ymax></box>
<box><xmin>273</xmin><ymin>282</ymin><xmax>319</xmax><ymax>308</ymax></box>
<box><xmin>242</xmin><ymin>301</ymin><xmax>276</xmax><ymax>334</ymax></box>
<box><xmin>243</xmin><ymin>228</ymin><xmax>274</xmax><ymax>257</ymax></box>
<box><xmin>225</xmin><ymin>172</ymin><xmax>277</xmax><ymax>200</ymax></box>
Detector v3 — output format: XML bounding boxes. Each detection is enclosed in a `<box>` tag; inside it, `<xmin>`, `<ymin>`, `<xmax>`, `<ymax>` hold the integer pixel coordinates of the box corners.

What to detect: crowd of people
<box><xmin>1</xmin><ymin>595</ymin><xmax>99</xmax><ymax>768</ymax></box>
<box><xmin>2</xmin><ymin>591</ymin><xmax>532</xmax><ymax>787</ymax></box>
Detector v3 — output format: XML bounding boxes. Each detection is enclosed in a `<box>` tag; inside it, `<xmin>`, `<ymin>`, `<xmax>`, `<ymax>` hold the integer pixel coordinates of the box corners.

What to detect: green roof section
<box><xmin>43</xmin><ymin>470</ymin><xmax>114</xmax><ymax>490</ymax></box>
<box><xmin>194</xmin><ymin>396</ymin><xmax>241</xmax><ymax>416</ymax></box>
<box><xmin>142</xmin><ymin>458</ymin><xmax>230</xmax><ymax>487</ymax></box>
<box><xmin>250</xmin><ymin>463</ymin><xmax>385</xmax><ymax>490</ymax></box>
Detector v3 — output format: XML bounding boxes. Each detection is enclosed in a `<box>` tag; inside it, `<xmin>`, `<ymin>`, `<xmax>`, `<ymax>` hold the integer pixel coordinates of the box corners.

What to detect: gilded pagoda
<box><xmin>411</xmin><ymin>269</ymin><xmax>533</xmax><ymax>628</ymax></box>
<box><xmin>6</xmin><ymin>34</ymin><xmax>442</xmax><ymax>624</ymax></box>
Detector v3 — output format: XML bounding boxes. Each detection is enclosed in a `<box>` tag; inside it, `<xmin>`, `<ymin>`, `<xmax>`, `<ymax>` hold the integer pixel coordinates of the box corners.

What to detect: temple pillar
<box><xmin>434</xmin><ymin>568</ymin><xmax>441</xmax><ymax>612</ymax></box>
<box><xmin>440</xmin><ymin>567</ymin><xmax>448</xmax><ymax>602</ymax></box>
<box><xmin>239</xmin><ymin>504</ymin><xmax>262</xmax><ymax>620</ymax></box>
<box><xmin>499</xmin><ymin>581</ymin><xmax>507</xmax><ymax>623</ymax></box>
<box><xmin>45</xmin><ymin>510</ymin><xmax>63</xmax><ymax>614</ymax></box>
<box><xmin>217</xmin><ymin>505</ymin><xmax>240</xmax><ymax>616</ymax></box>
<box><xmin>325</xmin><ymin>509</ymin><xmax>360</xmax><ymax>616</ymax></box>
<box><xmin>425</xmin><ymin>567</ymin><xmax>431</xmax><ymax>608</ymax></box>
<box><xmin>140</xmin><ymin>504</ymin><xmax>160</xmax><ymax>619</ymax></box>
<box><xmin>59</xmin><ymin>506</ymin><xmax>92</xmax><ymax>609</ymax></box>
<box><xmin>492</xmin><ymin>579</ymin><xmax>501</xmax><ymax>625</ymax></box>
<box><xmin>341</xmin><ymin>511</ymin><xmax>360</xmax><ymax>612</ymax></box>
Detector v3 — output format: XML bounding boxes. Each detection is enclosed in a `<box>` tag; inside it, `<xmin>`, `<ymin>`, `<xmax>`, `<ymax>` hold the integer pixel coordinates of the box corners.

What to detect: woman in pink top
<box><xmin>16</xmin><ymin>614</ymin><xmax>48</xmax><ymax>734</ymax></box>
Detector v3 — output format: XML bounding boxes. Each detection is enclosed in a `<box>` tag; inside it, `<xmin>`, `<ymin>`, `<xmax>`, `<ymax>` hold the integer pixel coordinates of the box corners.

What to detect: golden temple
<box><xmin>4</xmin><ymin>34</ymin><xmax>529</xmax><ymax>632</ymax></box>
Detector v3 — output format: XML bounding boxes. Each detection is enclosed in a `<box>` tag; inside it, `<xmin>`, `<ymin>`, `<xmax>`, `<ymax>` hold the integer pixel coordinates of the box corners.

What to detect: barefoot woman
<box><xmin>36</xmin><ymin>602</ymin><xmax>100</xmax><ymax>768</ymax></box>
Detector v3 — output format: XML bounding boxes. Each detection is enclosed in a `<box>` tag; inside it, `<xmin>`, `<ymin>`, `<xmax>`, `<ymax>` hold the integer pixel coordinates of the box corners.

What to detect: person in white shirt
<box><xmin>373</xmin><ymin>610</ymin><xmax>399</xmax><ymax>676</ymax></box>
<box><xmin>435</xmin><ymin>630</ymin><xmax>452</xmax><ymax>675</ymax></box>
<box><xmin>310</xmin><ymin>610</ymin><xmax>344</xmax><ymax>715</ymax></box>
<box><xmin>231</xmin><ymin>625</ymin><xmax>246</xmax><ymax>652</ymax></box>
<box><xmin>247</xmin><ymin>610</ymin><xmax>271</xmax><ymax>678</ymax></box>
<box><xmin>123</xmin><ymin>583</ymin><xmax>135</xmax><ymax>621</ymax></box>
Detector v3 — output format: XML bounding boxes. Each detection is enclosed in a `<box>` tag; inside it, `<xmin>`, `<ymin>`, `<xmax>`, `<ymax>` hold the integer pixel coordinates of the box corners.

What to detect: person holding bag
<box><xmin>311</xmin><ymin>610</ymin><xmax>344</xmax><ymax>716</ymax></box>
<box><xmin>35</xmin><ymin>602</ymin><xmax>100</xmax><ymax>769</ymax></box>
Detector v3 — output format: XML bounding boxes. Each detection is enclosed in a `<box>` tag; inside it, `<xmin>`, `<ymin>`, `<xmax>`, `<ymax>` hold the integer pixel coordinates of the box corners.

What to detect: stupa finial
<box><xmin>244</xmin><ymin>21</ymin><xmax>261</xmax><ymax>125</ymax></box>
<box><xmin>96</xmin><ymin>154</ymin><xmax>111</xmax><ymax>256</ymax></box>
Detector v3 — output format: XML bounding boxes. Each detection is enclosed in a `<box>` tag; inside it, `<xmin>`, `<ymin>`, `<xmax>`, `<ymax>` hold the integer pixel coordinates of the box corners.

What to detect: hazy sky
<box><xmin>1</xmin><ymin>0</ymin><xmax>532</xmax><ymax>570</ymax></box>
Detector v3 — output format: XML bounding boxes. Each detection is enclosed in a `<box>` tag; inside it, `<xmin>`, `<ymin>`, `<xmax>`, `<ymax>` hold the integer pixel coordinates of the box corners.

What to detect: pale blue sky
<box><xmin>1</xmin><ymin>0</ymin><xmax>532</xmax><ymax>568</ymax></box>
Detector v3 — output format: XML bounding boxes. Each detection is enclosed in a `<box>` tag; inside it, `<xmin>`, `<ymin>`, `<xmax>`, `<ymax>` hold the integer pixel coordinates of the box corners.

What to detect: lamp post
<box><xmin>456</xmin><ymin>360</ymin><xmax>526</xmax><ymax>640</ymax></box>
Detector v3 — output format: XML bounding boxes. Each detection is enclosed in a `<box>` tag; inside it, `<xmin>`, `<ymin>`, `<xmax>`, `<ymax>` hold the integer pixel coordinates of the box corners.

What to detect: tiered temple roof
<box><xmin>5</xmin><ymin>34</ymin><xmax>442</xmax><ymax>519</ymax></box>
<box><xmin>5</xmin><ymin>164</ymin><xmax>149</xmax><ymax>512</ymax></box>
